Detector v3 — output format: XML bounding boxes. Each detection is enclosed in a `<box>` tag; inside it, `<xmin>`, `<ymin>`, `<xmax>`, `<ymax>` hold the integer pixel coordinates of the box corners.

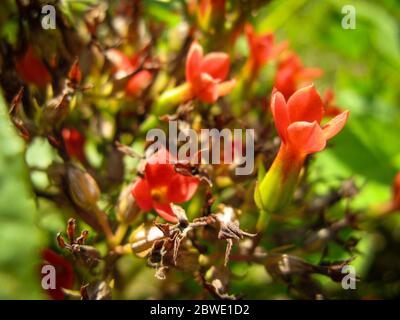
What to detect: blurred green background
<box><xmin>0</xmin><ymin>0</ymin><xmax>399</xmax><ymax>299</ymax></box>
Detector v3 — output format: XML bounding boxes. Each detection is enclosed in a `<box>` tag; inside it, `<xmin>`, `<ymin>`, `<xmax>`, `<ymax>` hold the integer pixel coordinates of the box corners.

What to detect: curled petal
<box><xmin>186</xmin><ymin>42</ymin><xmax>203</xmax><ymax>86</ymax></box>
<box><xmin>201</xmin><ymin>52</ymin><xmax>230</xmax><ymax>81</ymax></box>
<box><xmin>217</xmin><ymin>79</ymin><xmax>236</xmax><ymax>97</ymax></box>
<box><xmin>131</xmin><ymin>179</ymin><xmax>153</xmax><ymax>211</ymax></box>
<box><xmin>270</xmin><ymin>91</ymin><xmax>289</xmax><ymax>143</ymax></box>
<box><xmin>167</xmin><ymin>175</ymin><xmax>200</xmax><ymax>203</ymax></box>
<box><xmin>153</xmin><ymin>203</ymin><xmax>178</xmax><ymax>223</ymax></box>
<box><xmin>287</xmin><ymin>121</ymin><xmax>326</xmax><ymax>154</ymax></box>
<box><xmin>287</xmin><ymin>85</ymin><xmax>324</xmax><ymax>124</ymax></box>
<box><xmin>322</xmin><ymin>110</ymin><xmax>349</xmax><ymax>140</ymax></box>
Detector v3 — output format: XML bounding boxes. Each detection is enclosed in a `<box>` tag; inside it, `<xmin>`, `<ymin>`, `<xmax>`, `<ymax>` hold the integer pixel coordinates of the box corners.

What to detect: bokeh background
<box><xmin>0</xmin><ymin>0</ymin><xmax>399</xmax><ymax>299</ymax></box>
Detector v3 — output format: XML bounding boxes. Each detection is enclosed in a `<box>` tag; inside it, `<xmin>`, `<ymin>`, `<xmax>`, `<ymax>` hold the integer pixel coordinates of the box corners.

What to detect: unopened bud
<box><xmin>66</xmin><ymin>165</ymin><xmax>100</xmax><ymax>209</ymax></box>
<box><xmin>116</xmin><ymin>184</ymin><xmax>141</xmax><ymax>224</ymax></box>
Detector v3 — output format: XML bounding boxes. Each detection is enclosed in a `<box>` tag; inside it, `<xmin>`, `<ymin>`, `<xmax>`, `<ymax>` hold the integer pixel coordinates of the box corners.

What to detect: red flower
<box><xmin>185</xmin><ymin>41</ymin><xmax>236</xmax><ymax>103</ymax></box>
<box><xmin>245</xmin><ymin>24</ymin><xmax>287</xmax><ymax>74</ymax></box>
<box><xmin>62</xmin><ymin>128</ymin><xmax>86</xmax><ymax>163</ymax></box>
<box><xmin>15</xmin><ymin>46</ymin><xmax>51</xmax><ymax>87</ymax></box>
<box><xmin>274</xmin><ymin>52</ymin><xmax>322</xmax><ymax>99</ymax></box>
<box><xmin>255</xmin><ymin>85</ymin><xmax>349</xmax><ymax>218</ymax></box>
<box><xmin>131</xmin><ymin>147</ymin><xmax>200</xmax><ymax>223</ymax></box>
<box><xmin>41</xmin><ymin>249</ymin><xmax>74</xmax><ymax>300</ymax></box>
<box><xmin>107</xmin><ymin>48</ymin><xmax>152</xmax><ymax>97</ymax></box>
<box><xmin>271</xmin><ymin>85</ymin><xmax>349</xmax><ymax>155</ymax></box>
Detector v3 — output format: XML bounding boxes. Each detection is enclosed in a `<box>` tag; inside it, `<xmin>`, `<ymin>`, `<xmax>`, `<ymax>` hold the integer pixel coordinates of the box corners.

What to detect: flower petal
<box><xmin>287</xmin><ymin>121</ymin><xmax>326</xmax><ymax>154</ymax></box>
<box><xmin>131</xmin><ymin>178</ymin><xmax>153</xmax><ymax>211</ymax></box>
<box><xmin>197</xmin><ymin>73</ymin><xmax>219</xmax><ymax>103</ymax></box>
<box><xmin>106</xmin><ymin>48</ymin><xmax>135</xmax><ymax>75</ymax></box>
<box><xmin>185</xmin><ymin>41</ymin><xmax>203</xmax><ymax>85</ymax></box>
<box><xmin>201</xmin><ymin>52</ymin><xmax>230</xmax><ymax>81</ymax></box>
<box><xmin>145</xmin><ymin>148</ymin><xmax>175</xmax><ymax>188</ymax></box>
<box><xmin>167</xmin><ymin>174</ymin><xmax>200</xmax><ymax>203</ymax></box>
<box><xmin>153</xmin><ymin>203</ymin><xmax>178</xmax><ymax>223</ymax></box>
<box><xmin>287</xmin><ymin>85</ymin><xmax>324</xmax><ymax>124</ymax></box>
<box><xmin>125</xmin><ymin>70</ymin><xmax>152</xmax><ymax>96</ymax></box>
<box><xmin>297</xmin><ymin>67</ymin><xmax>323</xmax><ymax>81</ymax></box>
<box><xmin>270</xmin><ymin>90</ymin><xmax>290</xmax><ymax>143</ymax></box>
<box><xmin>217</xmin><ymin>79</ymin><xmax>236</xmax><ymax>97</ymax></box>
<box><xmin>322</xmin><ymin>110</ymin><xmax>349</xmax><ymax>140</ymax></box>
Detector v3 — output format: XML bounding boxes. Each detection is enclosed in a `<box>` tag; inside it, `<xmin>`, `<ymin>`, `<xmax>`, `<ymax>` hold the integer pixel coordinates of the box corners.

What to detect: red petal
<box><xmin>322</xmin><ymin>110</ymin><xmax>349</xmax><ymax>140</ymax></box>
<box><xmin>217</xmin><ymin>79</ymin><xmax>236</xmax><ymax>97</ymax></box>
<box><xmin>270</xmin><ymin>91</ymin><xmax>290</xmax><ymax>143</ymax></box>
<box><xmin>153</xmin><ymin>203</ymin><xmax>178</xmax><ymax>223</ymax></box>
<box><xmin>245</xmin><ymin>24</ymin><xmax>255</xmax><ymax>46</ymax></box>
<box><xmin>298</xmin><ymin>67</ymin><xmax>323</xmax><ymax>81</ymax></box>
<box><xmin>274</xmin><ymin>66</ymin><xmax>296</xmax><ymax>99</ymax></box>
<box><xmin>125</xmin><ymin>70</ymin><xmax>152</xmax><ymax>96</ymax></box>
<box><xmin>186</xmin><ymin>41</ymin><xmax>203</xmax><ymax>86</ymax></box>
<box><xmin>15</xmin><ymin>46</ymin><xmax>51</xmax><ymax>87</ymax></box>
<box><xmin>145</xmin><ymin>148</ymin><xmax>175</xmax><ymax>188</ymax></box>
<box><xmin>287</xmin><ymin>121</ymin><xmax>326</xmax><ymax>154</ymax></box>
<box><xmin>131</xmin><ymin>178</ymin><xmax>153</xmax><ymax>211</ymax></box>
<box><xmin>197</xmin><ymin>73</ymin><xmax>219</xmax><ymax>103</ymax></box>
<box><xmin>201</xmin><ymin>52</ymin><xmax>230</xmax><ymax>81</ymax></box>
<box><xmin>167</xmin><ymin>174</ymin><xmax>200</xmax><ymax>203</ymax></box>
<box><xmin>287</xmin><ymin>85</ymin><xmax>324</xmax><ymax>124</ymax></box>
<box><xmin>106</xmin><ymin>49</ymin><xmax>135</xmax><ymax>74</ymax></box>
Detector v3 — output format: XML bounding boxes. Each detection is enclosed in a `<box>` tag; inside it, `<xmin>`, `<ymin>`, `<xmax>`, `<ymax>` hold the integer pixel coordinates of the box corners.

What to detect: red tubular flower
<box><xmin>41</xmin><ymin>249</ymin><xmax>74</xmax><ymax>300</ymax></box>
<box><xmin>270</xmin><ymin>85</ymin><xmax>349</xmax><ymax>156</ymax></box>
<box><xmin>274</xmin><ymin>52</ymin><xmax>322</xmax><ymax>99</ymax></box>
<box><xmin>245</xmin><ymin>24</ymin><xmax>288</xmax><ymax>75</ymax></box>
<box><xmin>255</xmin><ymin>85</ymin><xmax>349</xmax><ymax>227</ymax></box>
<box><xmin>107</xmin><ymin>48</ymin><xmax>152</xmax><ymax>97</ymax></box>
<box><xmin>62</xmin><ymin>128</ymin><xmax>86</xmax><ymax>163</ymax></box>
<box><xmin>15</xmin><ymin>46</ymin><xmax>51</xmax><ymax>87</ymax></box>
<box><xmin>185</xmin><ymin>41</ymin><xmax>236</xmax><ymax>103</ymax></box>
<box><xmin>131</xmin><ymin>147</ymin><xmax>200</xmax><ymax>223</ymax></box>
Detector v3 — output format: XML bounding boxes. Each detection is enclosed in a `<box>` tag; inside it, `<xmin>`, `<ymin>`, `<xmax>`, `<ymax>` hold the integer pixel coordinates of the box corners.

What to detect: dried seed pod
<box><xmin>81</xmin><ymin>281</ymin><xmax>112</xmax><ymax>300</ymax></box>
<box><xmin>72</xmin><ymin>244</ymin><xmax>101</xmax><ymax>269</ymax></box>
<box><xmin>116</xmin><ymin>183</ymin><xmax>140</xmax><ymax>224</ymax></box>
<box><xmin>129</xmin><ymin>223</ymin><xmax>165</xmax><ymax>257</ymax></box>
<box><xmin>66</xmin><ymin>164</ymin><xmax>100</xmax><ymax>209</ymax></box>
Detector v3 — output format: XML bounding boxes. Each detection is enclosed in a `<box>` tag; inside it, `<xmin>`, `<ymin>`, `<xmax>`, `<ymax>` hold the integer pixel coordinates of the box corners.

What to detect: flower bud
<box><xmin>116</xmin><ymin>183</ymin><xmax>141</xmax><ymax>224</ymax></box>
<box><xmin>66</xmin><ymin>164</ymin><xmax>100</xmax><ymax>209</ymax></box>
